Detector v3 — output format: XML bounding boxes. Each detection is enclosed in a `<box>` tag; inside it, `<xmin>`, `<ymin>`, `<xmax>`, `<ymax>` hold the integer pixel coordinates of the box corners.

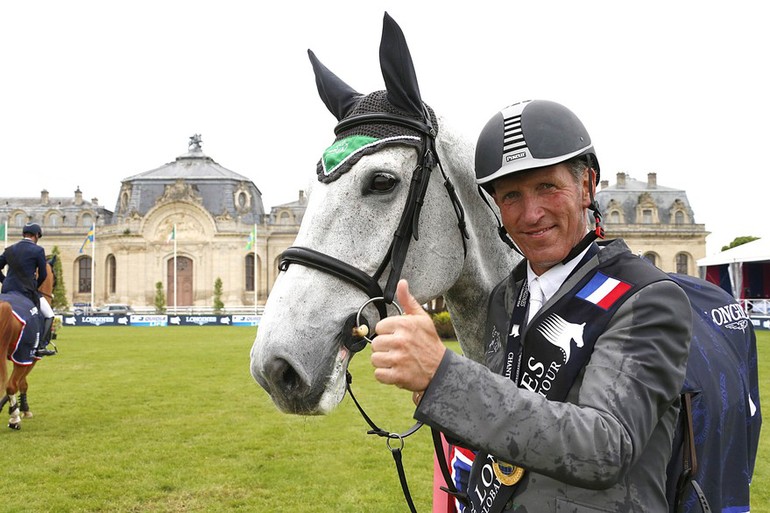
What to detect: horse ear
<box><xmin>379</xmin><ymin>12</ymin><xmax>425</xmax><ymax>119</ymax></box>
<box><xmin>308</xmin><ymin>49</ymin><xmax>361</xmax><ymax>121</ymax></box>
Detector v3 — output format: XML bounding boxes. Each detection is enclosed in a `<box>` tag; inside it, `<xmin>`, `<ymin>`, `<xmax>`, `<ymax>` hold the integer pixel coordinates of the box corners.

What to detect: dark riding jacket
<box><xmin>416</xmin><ymin>239</ymin><xmax>692</xmax><ymax>512</ymax></box>
<box><xmin>0</xmin><ymin>238</ymin><xmax>47</xmax><ymax>307</ymax></box>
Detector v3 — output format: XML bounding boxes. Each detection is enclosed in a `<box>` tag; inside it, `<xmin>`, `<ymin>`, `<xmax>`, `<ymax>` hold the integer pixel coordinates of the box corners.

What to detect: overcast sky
<box><xmin>2</xmin><ymin>1</ymin><xmax>768</xmax><ymax>255</ymax></box>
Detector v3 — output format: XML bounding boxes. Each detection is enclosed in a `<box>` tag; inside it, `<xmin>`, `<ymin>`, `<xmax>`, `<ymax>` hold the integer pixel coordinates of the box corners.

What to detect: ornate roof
<box><xmin>596</xmin><ymin>172</ymin><xmax>696</xmax><ymax>224</ymax></box>
<box><xmin>115</xmin><ymin>135</ymin><xmax>264</xmax><ymax>224</ymax></box>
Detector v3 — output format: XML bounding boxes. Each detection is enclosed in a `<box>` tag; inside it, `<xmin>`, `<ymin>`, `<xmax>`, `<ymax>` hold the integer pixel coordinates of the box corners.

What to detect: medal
<box><xmin>493</xmin><ymin>459</ymin><xmax>525</xmax><ymax>486</ymax></box>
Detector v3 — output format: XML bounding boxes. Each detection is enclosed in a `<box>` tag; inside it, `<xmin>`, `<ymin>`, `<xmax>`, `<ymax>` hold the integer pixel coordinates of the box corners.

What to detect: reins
<box><xmin>278</xmin><ymin>110</ymin><xmax>469</xmax><ymax>512</ymax></box>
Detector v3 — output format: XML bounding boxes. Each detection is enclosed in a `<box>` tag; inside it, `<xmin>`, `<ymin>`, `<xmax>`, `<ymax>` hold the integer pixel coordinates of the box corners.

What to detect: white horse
<box><xmin>249</xmin><ymin>13</ymin><xmax>761</xmax><ymax>512</ymax></box>
<box><xmin>250</xmin><ymin>13</ymin><xmax>518</xmax><ymax>415</ymax></box>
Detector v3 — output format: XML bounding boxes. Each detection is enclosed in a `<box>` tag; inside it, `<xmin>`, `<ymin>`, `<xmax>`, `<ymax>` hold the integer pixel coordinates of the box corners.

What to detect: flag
<box><xmin>0</xmin><ymin>221</ymin><xmax>6</xmax><ymax>247</ymax></box>
<box><xmin>167</xmin><ymin>225</ymin><xmax>176</xmax><ymax>243</ymax></box>
<box><xmin>79</xmin><ymin>224</ymin><xmax>95</xmax><ymax>254</ymax></box>
<box><xmin>245</xmin><ymin>225</ymin><xmax>256</xmax><ymax>250</ymax></box>
<box><xmin>576</xmin><ymin>272</ymin><xmax>632</xmax><ymax>310</ymax></box>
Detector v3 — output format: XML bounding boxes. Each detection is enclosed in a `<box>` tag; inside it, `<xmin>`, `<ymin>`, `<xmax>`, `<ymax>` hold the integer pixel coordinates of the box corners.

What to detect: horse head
<box><xmin>250</xmin><ymin>13</ymin><xmax>517</xmax><ymax>415</ymax></box>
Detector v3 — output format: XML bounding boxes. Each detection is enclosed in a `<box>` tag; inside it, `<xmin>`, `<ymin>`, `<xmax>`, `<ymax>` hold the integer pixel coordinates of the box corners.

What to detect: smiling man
<box><xmin>372</xmin><ymin>100</ymin><xmax>693</xmax><ymax>512</ymax></box>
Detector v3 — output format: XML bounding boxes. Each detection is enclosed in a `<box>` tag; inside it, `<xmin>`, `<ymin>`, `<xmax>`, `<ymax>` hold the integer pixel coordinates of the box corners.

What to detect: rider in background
<box><xmin>0</xmin><ymin>222</ymin><xmax>56</xmax><ymax>357</ymax></box>
<box><xmin>371</xmin><ymin>100</ymin><xmax>692</xmax><ymax>512</ymax></box>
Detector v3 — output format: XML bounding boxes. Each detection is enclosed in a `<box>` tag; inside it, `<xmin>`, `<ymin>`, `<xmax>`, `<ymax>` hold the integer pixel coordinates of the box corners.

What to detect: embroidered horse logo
<box><xmin>537</xmin><ymin>314</ymin><xmax>585</xmax><ymax>362</ymax></box>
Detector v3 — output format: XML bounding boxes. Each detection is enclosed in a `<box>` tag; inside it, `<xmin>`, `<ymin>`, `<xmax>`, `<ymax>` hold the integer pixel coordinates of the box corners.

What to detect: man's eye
<box><xmin>369</xmin><ymin>172</ymin><xmax>399</xmax><ymax>193</ymax></box>
<box><xmin>501</xmin><ymin>192</ymin><xmax>519</xmax><ymax>204</ymax></box>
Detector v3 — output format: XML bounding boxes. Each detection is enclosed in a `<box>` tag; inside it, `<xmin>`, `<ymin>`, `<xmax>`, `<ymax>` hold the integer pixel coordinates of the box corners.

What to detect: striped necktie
<box><xmin>527</xmin><ymin>278</ymin><xmax>544</xmax><ymax>324</ymax></box>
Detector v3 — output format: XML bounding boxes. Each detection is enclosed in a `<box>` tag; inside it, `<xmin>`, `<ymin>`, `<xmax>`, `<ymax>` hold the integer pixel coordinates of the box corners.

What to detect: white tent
<box><xmin>698</xmin><ymin>237</ymin><xmax>770</xmax><ymax>304</ymax></box>
<box><xmin>697</xmin><ymin>237</ymin><xmax>770</xmax><ymax>266</ymax></box>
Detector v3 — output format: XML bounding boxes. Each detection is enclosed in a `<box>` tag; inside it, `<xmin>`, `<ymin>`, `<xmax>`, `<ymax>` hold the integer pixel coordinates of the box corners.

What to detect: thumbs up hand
<box><xmin>371</xmin><ymin>279</ymin><xmax>447</xmax><ymax>394</ymax></box>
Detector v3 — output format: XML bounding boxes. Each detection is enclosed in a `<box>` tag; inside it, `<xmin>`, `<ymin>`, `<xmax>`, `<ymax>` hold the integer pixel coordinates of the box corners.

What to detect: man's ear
<box><xmin>582</xmin><ymin>169</ymin><xmax>595</xmax><ymax>207</ymax></box>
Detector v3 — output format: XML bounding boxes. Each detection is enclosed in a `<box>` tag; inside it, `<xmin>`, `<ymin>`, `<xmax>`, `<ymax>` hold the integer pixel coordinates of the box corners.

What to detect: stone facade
<box><xmin>0</xmin><ymin>136</ymin><xmax>306</xmax><ymax>311</ymax></box>
<box><xmin>595</xmin><ymin>172</ymin><xmax>708</xmax><ymax>275</ymax></box>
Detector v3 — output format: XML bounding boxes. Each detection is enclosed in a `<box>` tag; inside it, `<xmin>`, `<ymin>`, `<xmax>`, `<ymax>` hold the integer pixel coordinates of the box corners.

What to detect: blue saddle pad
<box><xmin>0</xmin><ymin>291</ymin><xmax>41</xmax><ymax>365</ymax></box>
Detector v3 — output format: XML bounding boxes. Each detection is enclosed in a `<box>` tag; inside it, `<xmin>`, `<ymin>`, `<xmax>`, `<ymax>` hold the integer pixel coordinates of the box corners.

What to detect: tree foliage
<box><xmin>154</xmin><ymin>281</ymin><xmax>166</xmax><ymax>313</ymax></box>
<box><xmin>50</xmin><ymin>245</ymin><xmax>69</xmax><ymax>311</ymax></box>
<box><xmin>213</xmin><ymin>277</ymin><xmax>224</xmax><ymax>314</ymax></box>
<box><xmin>722</xmin><ymin>236</ymin><xmax>759</xmax><ymax>252</ymax></box>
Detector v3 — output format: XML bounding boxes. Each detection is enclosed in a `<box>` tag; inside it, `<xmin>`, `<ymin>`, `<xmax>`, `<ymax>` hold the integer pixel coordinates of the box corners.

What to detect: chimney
<box><xmin>41</xmin><ymin>189</ymin><xmax>49</xmax><ymax>205</ymax></box>
<box><xmin>600</xmin><ymin>179</ymin><xmax>609</xmax><ymax>190</ymax></box>
<box><xmin>92</xmin><ymin>197</ymin><xmax>99</xmax><ymax>206</ymax></box>
<box><xmin>616</xmin><ymin>172</ymin><xmax>626</xmax><ymax>187</ymax></box>
<box><xmin>74</xmin><ymin>186</ymin><xmax>83</xmax><ymax>206</ymax></box>
<box><xmin>299</xmin><ymin>190</ymin><xmax>306</xmax><ymax>202</ymax></box>
<box><xmin>647</xmin><ymin>172</ymin><xmax>657</xmax><ymax>188</ymax></box>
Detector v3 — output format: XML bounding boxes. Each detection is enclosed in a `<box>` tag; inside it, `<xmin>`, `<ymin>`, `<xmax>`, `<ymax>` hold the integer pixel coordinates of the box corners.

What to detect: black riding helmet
<box><xmin>475</xmin><ymin>99</ymin><xmax>599</xmax><ymax>188</ymax></box>
<box><xmin>474</xmin><ymin>99</ymin><xmax>605</xmax><ymax>255</ymax></box>
<box><xmin>23</xmin><ymin>222</ymin><xmax>43</xmax><ymax>239</ymax></box>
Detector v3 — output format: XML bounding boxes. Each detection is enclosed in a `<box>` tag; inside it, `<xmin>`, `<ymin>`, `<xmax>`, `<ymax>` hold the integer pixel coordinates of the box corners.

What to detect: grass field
<box><xmin>1</xmin><ymin>327</ymin><xmax>768</xmax><ymax>512</ymax></box>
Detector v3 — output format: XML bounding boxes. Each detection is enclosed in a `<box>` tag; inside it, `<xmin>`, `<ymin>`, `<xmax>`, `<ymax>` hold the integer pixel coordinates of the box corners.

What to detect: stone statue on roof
<box><xmin>188</xmin><ymin>134</ymin><xmax>203</xmax><ymax>152</ymax></box>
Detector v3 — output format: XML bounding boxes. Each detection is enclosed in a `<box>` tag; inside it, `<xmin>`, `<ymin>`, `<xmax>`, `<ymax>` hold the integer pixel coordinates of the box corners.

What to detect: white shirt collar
<box><xmin>526</xmin><ymin>244</ymin><xmax>593</xmax><ymax>305</ymax></box>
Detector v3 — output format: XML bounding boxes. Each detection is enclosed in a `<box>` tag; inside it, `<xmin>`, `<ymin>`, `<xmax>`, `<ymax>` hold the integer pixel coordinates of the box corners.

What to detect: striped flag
<box><xmin>576</xmin><ymin>272</ymin><xmax>632</xmax><ymax>310</ymax></box>
<box><xmin>0</xmin><ymin>220</ymin><xmax>6</xmax><ymax>248</ymax></box>
<box><xmin>167</xmin><ymin>225</ymin><xmax>176</xmax><ymax>243</ymax></box>
<box><xmin>245</xmin><ymin>224</ymin><xmax>257</xmax><ymax>250</ymax></box>
<box><xmin>79</xmin><ymin>224</ymin><xmax>95</xmax><ymax>254</ymax></box>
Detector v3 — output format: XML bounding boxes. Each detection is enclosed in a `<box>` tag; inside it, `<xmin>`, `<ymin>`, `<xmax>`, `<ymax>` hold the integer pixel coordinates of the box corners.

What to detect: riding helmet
<box><xmin>475</xmin><ymin>100</ymin><xmax>600</xmax><ymax>188</ymax></box>
<box><xmin>23</xmin><ymin>222</ymin><xmax>43</xmax><ymax>238</ymax></box>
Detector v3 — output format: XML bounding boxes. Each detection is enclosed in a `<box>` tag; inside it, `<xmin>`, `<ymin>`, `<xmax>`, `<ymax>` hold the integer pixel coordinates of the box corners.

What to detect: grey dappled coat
<box><xmin>415</xmin><ymin>240</ymin><xmax>692</xmax><ymax>512</ymax></box>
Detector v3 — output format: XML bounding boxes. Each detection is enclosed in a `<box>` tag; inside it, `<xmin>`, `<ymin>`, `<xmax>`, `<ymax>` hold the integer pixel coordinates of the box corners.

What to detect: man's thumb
<box><xmin>396</xmin><ymin>279</ymin><xmax>426</xmax><ymax>316</ymax></box>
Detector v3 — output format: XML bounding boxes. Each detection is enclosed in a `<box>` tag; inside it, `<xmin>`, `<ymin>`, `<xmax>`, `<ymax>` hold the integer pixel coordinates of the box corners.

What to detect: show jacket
<box><xmin>416</xmin><ymin>239</ymin><xmax>692</xmax><ymax>512</ymax></box>
<box><xmin>0</xmin><ymin>238</ymin><xmax>47</xmax><ymax>305</ymax></box>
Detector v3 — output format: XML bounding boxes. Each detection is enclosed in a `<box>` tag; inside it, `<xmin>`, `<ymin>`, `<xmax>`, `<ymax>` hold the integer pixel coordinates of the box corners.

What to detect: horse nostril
<box><xmin>264</xmin><ymin>357</ymin><xmax>307</xmax><ymax>395</ymax></box>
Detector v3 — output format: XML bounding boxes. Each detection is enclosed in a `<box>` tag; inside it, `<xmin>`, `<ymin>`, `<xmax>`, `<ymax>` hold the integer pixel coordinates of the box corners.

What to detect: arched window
<box><xmin>78</xmin><ymin>257</ymin><xmax>92</xmax><ymax>293</ymax></box>
<box><xmin>642</xmin><ymin>209</ymin><xmax>653</xmax><ymax>224</ymax></box>
<box><xmin>245</xmin><ymin>253</ymin><xmax>255</xmax><ymax>292</ymax></box>
<box><xmin>676</xmin><ymin>253</ymin><xmax>689</xmax><ymax>275</ymax></box>
<box><xmin>81</xmin><ymin>213</ymin><xmax>93</xmax><ymax>228</ymax></box>
<box><xmin>48</xmin><ymin>213</ymin><xmax>60</xmax><ymax>227</ymax></box>
<box><xmin>14</xmin><ymin>213</ymin><xmax>26</xmax><ymax>227</ymax></box>
<box><xmin>675</xmin><ymin>211</ymin><xmax>685</xmax><ymax>224</ymax></box>
<box><xmin>609</xmin><ymin>211</ymin><xmax>621</xmax><ymax>224</ymax></box>
<box><xmin>643</xmin><ymin>253</ymin><xmax>657</xmax><ymax>267</ymax></box>
<box><xmin>106</xmin><ymin>254</ymin><xmax>116</xmax><ymax>294</ymax></box>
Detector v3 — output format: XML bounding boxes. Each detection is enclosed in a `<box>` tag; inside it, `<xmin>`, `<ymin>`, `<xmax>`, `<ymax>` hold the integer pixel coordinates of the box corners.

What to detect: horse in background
<box><xmin>0</xmin><ymin>256</ymin><xmax>56</xmax><ymax>430</ymax></box>
<box><xmin>249</xmin><ymin>13</ymin><xmax>760</xmax><ymax>513</ymax></box>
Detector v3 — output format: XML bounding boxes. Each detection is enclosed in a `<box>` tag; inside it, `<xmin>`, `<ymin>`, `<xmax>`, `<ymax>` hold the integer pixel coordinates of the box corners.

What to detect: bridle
<box><xmin>279</xmin><ymin>110</ymin><xmax>468</xmax><ymax>343</ymax></box>
<box><xmin>278</xmin><ymin>110</ymin><xmax>470</xmax><ymax>512</ymax></box>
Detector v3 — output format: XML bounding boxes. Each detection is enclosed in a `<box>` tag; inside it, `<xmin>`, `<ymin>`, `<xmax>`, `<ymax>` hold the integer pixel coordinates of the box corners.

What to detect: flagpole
<box><xmin>254</xmin><ymin>222</ymin><xmax>258</xmax><ymax>313</ymax></box>
<box><xmin>90</xmin><ymin>223</ymin><xmax>96</xmax><ymax>310</ymax></box>
<box><xmin>173</xmin><ymin>223</ymin><xmax>178</xmax><ymax>312</ymax></box>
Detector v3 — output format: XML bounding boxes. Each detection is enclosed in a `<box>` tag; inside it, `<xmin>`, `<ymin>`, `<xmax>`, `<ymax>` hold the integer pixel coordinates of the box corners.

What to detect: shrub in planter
<box><xmin>432</xmin><ymin>311</ymin><xmax>456</xmax><ymax>340</ymax></box>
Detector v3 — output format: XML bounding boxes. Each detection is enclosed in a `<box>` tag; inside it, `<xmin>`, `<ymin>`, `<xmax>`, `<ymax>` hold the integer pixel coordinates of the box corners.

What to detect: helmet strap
<box><xmin>588</xmin><ymin>167</ymin><xmax>605</xmax><ymax>239</ymax></box>
<box><xmin>476</xmin><ymin>185</ymin><xmax>520</xmax><ymax>252</ymax></box>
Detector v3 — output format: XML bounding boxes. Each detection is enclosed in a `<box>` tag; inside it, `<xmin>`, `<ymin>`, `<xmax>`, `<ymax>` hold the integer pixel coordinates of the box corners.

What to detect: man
<box><xmin>371</xmin><ymin>100</ymin><xmax>692</xmax><ymax>512</ymax></box>
<box><xmin>0</xmin><ymin>222</ymin><xmax>56</xmax><ymax>357</ymax></box>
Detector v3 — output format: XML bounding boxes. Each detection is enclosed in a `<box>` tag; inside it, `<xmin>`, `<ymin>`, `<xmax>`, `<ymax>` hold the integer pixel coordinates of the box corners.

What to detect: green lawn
<box><xmin>1</xmin><ymin>327</ymin><xmax>768</xmax><ymax>512</ymax></box>
<box><xmin>0</xmin><ymin>327</ymin><xmax>434</xmax><ymax>512</ymax></box>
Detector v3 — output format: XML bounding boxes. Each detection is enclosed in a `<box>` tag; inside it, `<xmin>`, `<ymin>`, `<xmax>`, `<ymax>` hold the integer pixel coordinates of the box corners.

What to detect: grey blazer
<box><xmin>416</xmin><ymin>240</ymin><xmax>692</xmax><ymax>512</ymax></box>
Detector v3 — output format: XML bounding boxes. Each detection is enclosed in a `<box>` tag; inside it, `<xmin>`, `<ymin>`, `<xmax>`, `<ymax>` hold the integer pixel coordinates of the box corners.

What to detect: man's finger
<box><xmin>396</xmin><ymin>279</ymin><xmax>427</xmax><ymax>316</ymax></box>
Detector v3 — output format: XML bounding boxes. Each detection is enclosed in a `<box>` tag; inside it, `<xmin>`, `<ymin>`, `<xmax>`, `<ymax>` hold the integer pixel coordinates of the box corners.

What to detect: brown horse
<box><xmin>0</xmin><ymin>258</ymin><xmax>55</xmax><ymax>430</ymax></box>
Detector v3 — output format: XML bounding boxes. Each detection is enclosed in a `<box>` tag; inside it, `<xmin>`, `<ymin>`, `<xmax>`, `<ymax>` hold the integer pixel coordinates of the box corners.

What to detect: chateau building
<box><xmin>595</xmin><ymin>172</ymin><xmax>707</xmax><ymax>275</ymax></box>
<box><xmin>1</xmin><ymin>147</ymin><xmax>706</xmax><ymax>311</ymax></box>
<box><xmin>0</xmin><ymin>136</ymin><xmax>306</xmax><ymax>311</ymax></box>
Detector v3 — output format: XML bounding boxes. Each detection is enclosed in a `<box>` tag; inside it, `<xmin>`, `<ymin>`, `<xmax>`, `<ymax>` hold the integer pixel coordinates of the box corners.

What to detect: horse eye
<box><xmin>369</xmin><ymin>172</ymin><xmax>399</xmax><ymax>193</ymax></box>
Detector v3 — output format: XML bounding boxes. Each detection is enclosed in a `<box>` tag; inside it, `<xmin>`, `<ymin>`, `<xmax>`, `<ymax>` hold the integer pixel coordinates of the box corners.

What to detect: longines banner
<box><xmin>61</xmin><ymin>314</ymin><xmax>261</xmax><ymax>327</ymax></box>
